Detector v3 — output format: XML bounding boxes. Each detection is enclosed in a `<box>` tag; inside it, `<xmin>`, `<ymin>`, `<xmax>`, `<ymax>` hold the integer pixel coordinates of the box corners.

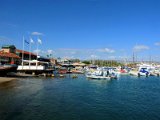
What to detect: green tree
<box><xmin>82</xmin><ymin>60</ymin><xmax>91</xmax><ymax>65</ymax></box>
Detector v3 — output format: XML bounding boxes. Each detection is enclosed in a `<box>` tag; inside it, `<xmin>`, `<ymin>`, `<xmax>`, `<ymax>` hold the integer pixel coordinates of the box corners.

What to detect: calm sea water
<box><xmin>0</xmin><ymin>75</ymin><xmax>160</xmax><ymax>120</ymax></box>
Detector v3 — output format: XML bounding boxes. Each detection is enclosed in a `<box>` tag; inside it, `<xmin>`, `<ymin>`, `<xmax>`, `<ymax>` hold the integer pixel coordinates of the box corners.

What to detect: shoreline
<box><xmin>0</xmin><ymin>77</ymin><xmax>17</xmax><ymax>83</ymax></box>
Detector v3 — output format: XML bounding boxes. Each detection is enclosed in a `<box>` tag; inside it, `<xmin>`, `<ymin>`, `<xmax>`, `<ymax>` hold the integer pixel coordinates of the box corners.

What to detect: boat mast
<box><xmin>133</xmin><ymin>52</ymin><xmax>135</xmax><ymax>63</ymax></box>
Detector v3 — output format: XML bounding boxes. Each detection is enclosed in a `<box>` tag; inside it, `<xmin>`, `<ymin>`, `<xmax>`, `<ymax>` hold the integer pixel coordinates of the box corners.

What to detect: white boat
<box><xmin>87</xmin><ymin>75</ymin><xmax>111</xmax><ymax>79</ymax></box>
<box><xmin>17</xmin><ymin>59</ymin><xmax>54</xmax><ymax>74</ymax></box>
<box><xmin>129</xmin><ymin>70</ymin><xmax>139</xmax><ymax>76</ymax></box>
<box><xmin>86</xmin><ymin>69</ymin><xmax>117</xmax><ymax>80</ymax></box>
<box><xmin>137</xmin><ymin>64</ymin><xmax>155</xmax><ymax>76</ymax></box>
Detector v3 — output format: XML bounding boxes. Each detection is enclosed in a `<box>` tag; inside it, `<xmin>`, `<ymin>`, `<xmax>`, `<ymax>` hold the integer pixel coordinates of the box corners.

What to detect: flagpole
<box><xmin>22</xmin><ymin>36</ymin><xmax>24</xmax><ymax>68</ymax></box>
<box><xmin>36</xmin><ymin>37</ymin><xmax>39</xmax><ymax>68</ymax></box>
<box><xmin>29</xmin><ymin>37</ymin><xmax>31</xmax><ymax>68</ymax></box>
<box><xmin>37</xmin><ymin>41</ymin><xmax>38</xmax><ymax>57</ymax></box>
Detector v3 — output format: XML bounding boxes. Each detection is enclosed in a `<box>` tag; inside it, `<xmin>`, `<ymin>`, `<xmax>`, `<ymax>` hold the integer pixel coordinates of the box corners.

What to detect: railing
<box><xmin>17</xmin><ymin>65</ymin><xmax>45</xmax><ymax>70</ymax></box>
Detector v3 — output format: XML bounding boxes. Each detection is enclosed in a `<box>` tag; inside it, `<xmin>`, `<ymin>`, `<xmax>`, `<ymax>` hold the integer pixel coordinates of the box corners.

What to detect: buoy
<box><xmin>51</xmin><ymin>74</ymin><xmax>54</xmax><ymax>77</ymax></box>
<box><xmin>72</xmin><ymin>75</ymin><xmax>78</xmax><ymax>79</ymax></box>
<box><xmin>60</xmin><ymin>74</ymin><xmax>65</xmax><ymax>77</ymax></box>
<box><xmin>43</xmin><ymin>73</ymin><xmax>46</xmax><ymax>77</ymax></box>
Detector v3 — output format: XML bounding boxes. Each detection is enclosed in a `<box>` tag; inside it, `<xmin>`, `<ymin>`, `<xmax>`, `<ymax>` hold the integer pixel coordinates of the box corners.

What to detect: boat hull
<box><xmin>86</xmin><ymin>75</ymin><xmax>112</xmax><ymax>80</ymax></box>
<box><xmin>0</xmin><ymin>65</ymin><xmax>18</xmax><ymax>76</ymax></box>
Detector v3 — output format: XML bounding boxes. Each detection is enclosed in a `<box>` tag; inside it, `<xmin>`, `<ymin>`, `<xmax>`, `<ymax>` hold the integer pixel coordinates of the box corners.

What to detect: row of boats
<box><xmin>129</xmin><ymin>64</ymin><xmax>160</xmax><ymax>77</ymax></box>
<box><xmin>1</xmin><ymin>57</ymin><xmax>160</xmax><ymax>79</ymax></box>
<box><xmin>84</xmin><ymin>63</ymin><xmax>160</xmax><ymax>80</ymax></box>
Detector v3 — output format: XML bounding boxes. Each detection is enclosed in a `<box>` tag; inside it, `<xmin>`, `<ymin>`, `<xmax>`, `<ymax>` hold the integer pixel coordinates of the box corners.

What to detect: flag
<box><xmin>25</xmin><ymin>40</ymin><xmax>29</xmax><ymax>44</ymax></box>
<box><xmin>30</xmin><ymin>38</ymin><xmax>34</xmax><ymax>44</ymax></box>
<box><xmin>38</xmin><ymin>38</ymin><xmax>42</xmax><ymax>44</ymax></box>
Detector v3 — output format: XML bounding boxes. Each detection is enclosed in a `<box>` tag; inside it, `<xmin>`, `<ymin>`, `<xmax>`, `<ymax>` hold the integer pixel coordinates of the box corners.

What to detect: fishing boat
<box><xmin>129</xmin><ymin>70</ymin><xmax>139</xmax><ymax>76</ymax></box>
<box><xmin>71</xmin><ymin>68</ymin><xmax>84</xmax><ymax>74</ymax></box>
<box><xmin>58</xmin><ymin>67</ymin><xmax>68</xmax><ymax>74</ymax></box>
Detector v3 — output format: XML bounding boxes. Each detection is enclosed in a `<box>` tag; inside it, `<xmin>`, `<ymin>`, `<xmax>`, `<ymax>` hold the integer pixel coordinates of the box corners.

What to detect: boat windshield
<box><xmin>140</xmin><ymin>68</ymin><xmax>147</xmax><ymax>72</ymax></box>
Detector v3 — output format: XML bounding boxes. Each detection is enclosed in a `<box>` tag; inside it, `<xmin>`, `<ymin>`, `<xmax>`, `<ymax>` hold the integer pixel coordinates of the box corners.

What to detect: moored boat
<box><xmin>0</xmin><ymin>64</ymin><xmax>18</xmax><ymax>76</ymax></box>
<box><xmin>17</xmin><ymin>59</ymin><xmax>54</xmax><ymax>75</ymax></box>
<box><xmin>86</xmin><ymin>69</ymin><xmax>117</xmax><ymax>80</ymax></box>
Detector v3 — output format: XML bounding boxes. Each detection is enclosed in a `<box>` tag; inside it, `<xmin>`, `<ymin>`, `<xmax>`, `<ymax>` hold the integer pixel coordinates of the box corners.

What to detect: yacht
<box><xmin>138</xmin><ymin>64</ymin><xmax>155</xmax><ymax>76</ymax></box>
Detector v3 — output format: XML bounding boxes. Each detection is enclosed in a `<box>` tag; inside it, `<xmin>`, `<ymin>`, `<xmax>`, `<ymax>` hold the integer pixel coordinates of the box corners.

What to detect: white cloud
<box><xmin>31</xmin><ymin>32</ymin><xmax>44</xmax><ymax>36</ymax></box>
<box><xmin>133</xmin><ymin>45</ymin><xmax>149</xmax><ymax>52</ymax></box>
<box><xmin>63</xmin><ymin>56</ymin><xmax>75</xmax><ymax>59</ymax></box>
<box><xmin>70</xmin><ymin>51</ymin><xmax>76</xmax><ymax>54</ymax></box>
<box><xmin>48</xmin><ymin>48</ymin><xmax>117</xmax><ymax>59</ymax></box>
<box><xmin>90</xmin><ymin>54</ymin><xmax>98</xmax><ymax>58</ymax></box>
<box><xmin>31</xmin><ymin>48</ymin><xmax>119</xmax><ymax>60</ymax></box>
<box><xmin>33</xmin><ymin>49</ymin><xmax>41</xmax><ymax>54</ymax></box>
<box><xmin>105</xmin><ymin>48</ymin><xmax>115</xmax><ymax>53</ymax></box>
<box><xmin>97</xmin><ymin>48</ymin><xmax>115</xmax><ymax>53</ymax></box>
<box><xmin>47</xmin><ymin>49</ymin><xmax>53</xmax><ymax>54</ymax></box>
<box><xmin>32</xmin><ymin>49</ymin><xmax>57</xmax><ymax>58</ymax></box>
<box><xmin>155</xmin><ymin>42</ymin><xmax>160</xmax><ymax>46</ymax></box>
<box><xmin>108</xmin><ymin>56</ymin><xmax>116</xmax><ymax>59</ymax></box>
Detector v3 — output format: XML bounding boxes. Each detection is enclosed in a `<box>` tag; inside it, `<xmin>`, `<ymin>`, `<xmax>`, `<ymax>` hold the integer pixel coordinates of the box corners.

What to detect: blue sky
<box><xmin>0</xmin><ymin>0</ymin><xmax>160</xmax><ymax>61</ymax></box>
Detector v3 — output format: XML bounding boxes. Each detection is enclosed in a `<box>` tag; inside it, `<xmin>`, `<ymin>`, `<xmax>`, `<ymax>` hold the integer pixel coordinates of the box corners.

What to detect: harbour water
<box><xmin>0</xmin><ymin>75</ymin><xmax>160</xmax><ymax>120</ymax></box>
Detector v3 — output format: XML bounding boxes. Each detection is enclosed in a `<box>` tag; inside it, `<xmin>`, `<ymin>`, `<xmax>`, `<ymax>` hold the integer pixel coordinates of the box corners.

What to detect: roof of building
<box><xmin>2</xmin><ymin>45</ymin><xmax>16</xmax><ymax>49</ymax></box>
<box><xmin>72</xmin><ymin>62</ymin><xmax>86</xmax><ymax>66</ymax></box>
<box><xmin>0</xmin><ymin>51</ymin><xmax>20</xmax><ymax>59</ymax></box>
<box><xmin>16</xmin><ymin>49</ymin><xmax>37</xmax><ymax>56</ymax></box>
